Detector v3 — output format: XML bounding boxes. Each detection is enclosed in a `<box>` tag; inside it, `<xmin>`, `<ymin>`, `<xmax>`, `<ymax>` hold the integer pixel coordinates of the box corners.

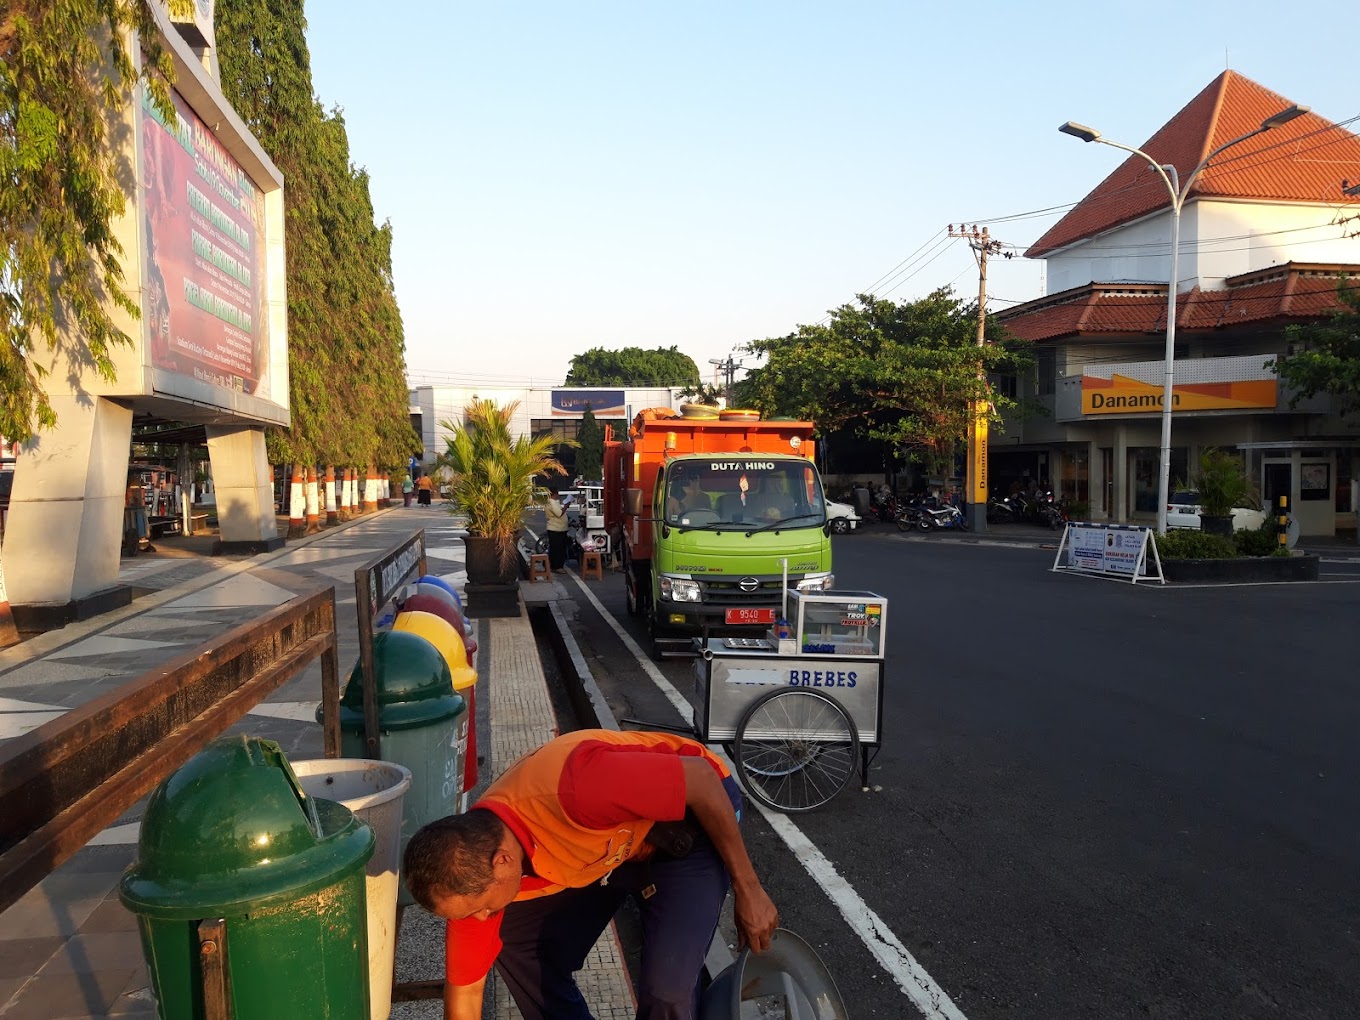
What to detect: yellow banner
<box><xmin>1081</xmin><ymin>374</ymin><xmax>1277</xmax><ymax>415</ymax></box>
<box><xmin>967</xmin><ymin>402</ymin><xmax>988</xmax><ymax>503</ymax></box>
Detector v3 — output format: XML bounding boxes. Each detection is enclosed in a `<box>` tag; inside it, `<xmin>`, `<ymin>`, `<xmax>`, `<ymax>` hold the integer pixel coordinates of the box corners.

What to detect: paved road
<box><xmin>552</xmin><ymin>526</ymin><xmax>1360</xmax><ymax>1018</ymax></box>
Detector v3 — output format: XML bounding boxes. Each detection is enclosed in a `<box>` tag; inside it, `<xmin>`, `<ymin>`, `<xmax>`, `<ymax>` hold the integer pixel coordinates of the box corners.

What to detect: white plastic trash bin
<box><xmin>291</xmin><ymin>758</ymin><xmax>413</xmax><ymax>1020</ymax></box>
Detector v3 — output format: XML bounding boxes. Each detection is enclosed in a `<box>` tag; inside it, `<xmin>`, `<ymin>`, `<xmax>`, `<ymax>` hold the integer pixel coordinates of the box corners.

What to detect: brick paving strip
<box><xmin>484</xmin><ymin>612</ymin><xmax>635</xmax><ymax>1020</ymax></box>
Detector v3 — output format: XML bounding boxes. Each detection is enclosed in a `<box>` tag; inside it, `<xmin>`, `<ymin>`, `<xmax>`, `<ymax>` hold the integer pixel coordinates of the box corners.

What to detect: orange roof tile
<box><xmin>1028</xmin><ymin>71</ymin><xmax>1360</xmax><ymax>258</ymax></box>
<box><xmin>997</xmin><ymin>264</ymin><xmax>1359</xmax><ymax>342</ymax></box>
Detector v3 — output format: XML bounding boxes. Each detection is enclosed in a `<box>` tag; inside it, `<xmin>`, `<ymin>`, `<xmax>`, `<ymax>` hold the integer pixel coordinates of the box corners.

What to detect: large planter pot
<box><xmin>1200</xmin><ymin>514</ymin><xmax>1234</xmax><ymax>537</ymax></box>
<box><xmin>462</xmin><ymin>534</ymin><xmax>519</xmax><ymax>585</ymax></box>
<box><xmin>461</xmin><ymin>534</ymin><xmax>521</xmax><ymax>618</ymax></box>
<box><xmin>1161</xmin><ymin>553</ymin><xmax>1319</xmax><ymax>583</ymax></box>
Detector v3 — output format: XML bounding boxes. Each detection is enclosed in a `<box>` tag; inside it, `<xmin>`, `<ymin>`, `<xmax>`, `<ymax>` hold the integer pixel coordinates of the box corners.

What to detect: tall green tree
<box><xmin>1273</xmin><ymin>280</ymin><xmax>1360</xmax><ymax>418</ymax></box>
<box><xmin>737</xmin><ymin>290</ymin><xmax>1028</xmax><ymax>478</ymax></box>
<box><xmin>575</xmin><ymin>405</ymin><xmax>603</xmax><ymax>481</ymax></box>
<box><xmin>0</xmin><ymin>2</ymin><xmax>173</xmax><ymax>441</ymax></box>
<box><xmin>215</xmin><ymin>0</ymin><xmax>415</xmax><ymax>475</ymax></box>
<box><xmin>565</xmin><ymin>346</ymin><xmax>700</xmax><ymax>387</ymax></box>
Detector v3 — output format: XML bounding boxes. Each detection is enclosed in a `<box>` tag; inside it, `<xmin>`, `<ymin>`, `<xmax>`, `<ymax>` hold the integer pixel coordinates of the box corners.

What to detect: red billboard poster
<box><xmin>139</xmin><ymin>87</ymin><xmax>269</xmax><ymax>396</ymax></box>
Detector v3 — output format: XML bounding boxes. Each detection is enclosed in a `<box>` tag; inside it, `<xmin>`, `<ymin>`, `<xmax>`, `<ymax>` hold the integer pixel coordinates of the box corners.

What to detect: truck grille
<box><xmin>700</xmin><ymin>577</ymin><xmax>788</xmax><ymax>604</ymax></box>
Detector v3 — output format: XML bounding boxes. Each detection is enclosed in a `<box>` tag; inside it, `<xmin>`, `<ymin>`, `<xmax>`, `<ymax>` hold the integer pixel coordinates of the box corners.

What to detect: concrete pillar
<box><xmin>2</xmin><ymin>396</ymin><xmax>133</xmax><ymax>627</ymax></box>
<box><xmin>205</xmin><ymin>424</ymin><xmax>284</xmax><ymax>554</ymax></box>
<box><xmin>1112</xmin><ymin>427</ymin><xmax>1129</xmax><ymax>523</ymax></box>
<box><xmin>324</xmin><ymin>465</ymin><xmax>339</xmax><ymax>526</ymax></box>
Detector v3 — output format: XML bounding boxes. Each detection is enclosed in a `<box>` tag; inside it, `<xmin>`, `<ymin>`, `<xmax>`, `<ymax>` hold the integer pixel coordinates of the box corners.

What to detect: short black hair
<box><xmin>403</xmin><ymin>809</ymin><xmax>506</xmax><ymax>911</ymax></box>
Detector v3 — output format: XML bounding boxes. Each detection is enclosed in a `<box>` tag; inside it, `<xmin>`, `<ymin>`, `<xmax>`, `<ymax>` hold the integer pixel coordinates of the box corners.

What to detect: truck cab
<box><xmin>605</xmin><ymin>411</ymin><xmax>835</xmax><ymax>657</ymax></box>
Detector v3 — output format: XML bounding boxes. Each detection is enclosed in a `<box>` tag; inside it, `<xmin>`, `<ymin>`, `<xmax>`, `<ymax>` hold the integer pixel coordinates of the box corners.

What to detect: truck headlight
<box><xmin>795</xmin><ymin>573</ymin><xmax>834</xmax><ymax>592</ymax></box>
<box><xmin>659</xmin><ymin>576</ymin><xmax>702</xmax><ymax>602</ymax></box>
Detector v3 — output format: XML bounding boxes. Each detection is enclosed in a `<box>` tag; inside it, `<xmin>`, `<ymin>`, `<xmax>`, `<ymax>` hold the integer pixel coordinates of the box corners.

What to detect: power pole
<box><xmin>948</xmin><ymin>224</ymin><xmax>1009</xmax><ymax>533</ymax></box>
<box><xmin>707</xmin><ymin>355</ymin><xmax>743</xmax><ymax>403</ymax></box>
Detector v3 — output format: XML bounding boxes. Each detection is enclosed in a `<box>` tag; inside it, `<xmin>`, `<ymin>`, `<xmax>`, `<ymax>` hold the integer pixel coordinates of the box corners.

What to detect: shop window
<box><xmin>1059</xmin><ymin>448</ymin><xmax>1089</xmax><ymax>506</ymax></box>
<box><xmin>1035</xmin><ymin>350</ymin><xmax>1055</xmax><ymax>396</ymax></box>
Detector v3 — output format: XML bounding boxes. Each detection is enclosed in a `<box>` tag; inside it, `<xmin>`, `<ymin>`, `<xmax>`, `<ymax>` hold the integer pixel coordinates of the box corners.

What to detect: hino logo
<box><xmin>738</xmin><ymin>576</ymin><xmax>760</xmax><ymax>592</ymax></box>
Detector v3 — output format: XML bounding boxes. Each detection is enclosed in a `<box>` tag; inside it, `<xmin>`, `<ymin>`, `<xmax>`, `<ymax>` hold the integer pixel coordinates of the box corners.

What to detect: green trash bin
<box><xmin>120</xmin><ymin>736</ymin><xmax>375</xmax><ymax>1020</ymax></box>
<box><xmin>328</xmin><ymin>629</ymin><xmax>467</xmax><ymax>906</ymax></box>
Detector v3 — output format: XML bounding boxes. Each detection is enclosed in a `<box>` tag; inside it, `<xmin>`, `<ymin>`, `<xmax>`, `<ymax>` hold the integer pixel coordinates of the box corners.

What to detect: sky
<box><xmin>301</xmin><ymin>1</ymin><xmax>1360</xmax><ymax>390</ymax></box>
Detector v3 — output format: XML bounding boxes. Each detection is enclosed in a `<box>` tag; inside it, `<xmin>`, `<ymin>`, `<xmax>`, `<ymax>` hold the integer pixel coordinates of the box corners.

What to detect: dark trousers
<box><xmin>547</xmin><ymin>529</ymin><xmax>569</xmax><ymax>570</ymax></box>
<box><xmin>417</xmin><ymin>488</ymin><xmax>432</xmax><ymax>505</ymax></box>
<box><xmin>494</xmin><ymin>841</ymin><xmax>730</xmax><ymax>1020</ymax></box>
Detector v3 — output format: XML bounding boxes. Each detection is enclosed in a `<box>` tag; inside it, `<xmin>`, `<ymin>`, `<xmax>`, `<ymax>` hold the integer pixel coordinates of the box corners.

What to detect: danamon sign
<box><xmin>1081</xmin><ymin>373</ymin><xmax>1277</xmax><ymax>415</ymax></box>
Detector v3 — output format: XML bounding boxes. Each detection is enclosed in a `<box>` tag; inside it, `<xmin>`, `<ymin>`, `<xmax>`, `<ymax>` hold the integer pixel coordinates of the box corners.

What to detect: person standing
<box><xmin>417</xmin><ymin>473</ymin><xmax>434</xmax><ymax>506</ymax></box>
<box><xmin>545</xmin><ymin>490</ymin><xmax>569</xmax><ymax>570</ymax></box>
<box><xmin>402</xmin><ymin>472</ymin><xmax>414</xmax><ymax>508</ymax></box>
<box><xmin>403</xmin><ymin>728</ymin><xmax>777</xmax><ymax>1020</ymax></box>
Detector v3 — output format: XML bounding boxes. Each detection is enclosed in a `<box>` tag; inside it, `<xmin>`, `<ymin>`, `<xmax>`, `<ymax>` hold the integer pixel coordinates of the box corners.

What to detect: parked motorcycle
<box><xmin>986</xmin><ymin>495</ymin><xmax>1018</xmax><ymax>524</ymax></box>
<box><xmin>909</xmin><ymin>502</ymin><xmax>968</xmax><ymax>532</ymax></box>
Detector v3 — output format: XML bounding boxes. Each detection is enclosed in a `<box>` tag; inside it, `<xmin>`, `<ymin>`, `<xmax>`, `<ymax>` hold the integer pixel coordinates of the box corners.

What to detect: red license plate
<box><xmin>726</xmin><ymin>607</ymin><xmax>777</xmax><ymax>625</ymax></box>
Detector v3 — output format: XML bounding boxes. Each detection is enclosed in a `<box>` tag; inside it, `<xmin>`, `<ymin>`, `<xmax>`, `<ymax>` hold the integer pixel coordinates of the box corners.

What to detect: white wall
<box><xmin>410</xmin><ymin>385</ymin><xmax>684</xmax><ymax>465</ymax></box>
<box><xmin>1044</xmin><ymin>201</ymin><xmax>1360</xmax><ymax>293</ymax></box>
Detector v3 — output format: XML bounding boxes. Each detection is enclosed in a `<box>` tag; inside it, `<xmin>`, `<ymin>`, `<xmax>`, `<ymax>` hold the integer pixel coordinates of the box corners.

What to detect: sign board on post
<box><xmin>1051</xmin><ymin>522</ymin><xmax>1165</xmax><ymax>585</ymax></box>
<box><xmin>353</xmin><ymin>530</ymin><xmax>429</xmax><ymax>757</ymax></box>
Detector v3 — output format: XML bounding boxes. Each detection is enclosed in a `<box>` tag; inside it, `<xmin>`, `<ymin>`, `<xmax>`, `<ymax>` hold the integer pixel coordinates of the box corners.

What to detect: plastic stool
<box><xmin>579</xmin><ymin>550</ymin><xmax>604</xmax><ymax>581</ymax></box>
<box><xmin>528</xmin><ymin>554</ymin><xmax>552</xmax><ymax>582</ymax></box>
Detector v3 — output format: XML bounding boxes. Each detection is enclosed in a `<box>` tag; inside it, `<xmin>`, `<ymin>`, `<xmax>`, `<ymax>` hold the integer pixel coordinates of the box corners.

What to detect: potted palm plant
<box><xmin>439</xmin><ymin>399</ymin><xmax>568</xmax><ymax>614</ymax></box>
<box><xmin>1193</xmin><ymin>447</ymin><xmax>1255</xmax><ymax>537</ymax></box>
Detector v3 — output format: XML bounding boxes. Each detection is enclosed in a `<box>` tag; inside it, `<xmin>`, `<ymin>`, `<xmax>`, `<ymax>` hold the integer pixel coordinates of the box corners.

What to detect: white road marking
<box><xmin>564</xmin><ymin>571</ymin><xmax>968</xmax><ymax>1020</ymax></box>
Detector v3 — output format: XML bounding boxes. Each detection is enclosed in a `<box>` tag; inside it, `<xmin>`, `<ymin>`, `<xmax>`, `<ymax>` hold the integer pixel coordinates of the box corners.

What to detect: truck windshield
<box><xmin>665</xmin><ymin>460</ymin><xmax>826</xmax><ymax>530</ymax></box>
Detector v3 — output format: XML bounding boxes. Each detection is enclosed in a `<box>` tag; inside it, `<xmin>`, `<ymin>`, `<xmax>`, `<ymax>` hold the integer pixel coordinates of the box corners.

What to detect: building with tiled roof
<box><xmin>994</xmin><ymin>72</ymin><xmax>1360</xmax><ymax>536</ymax></box>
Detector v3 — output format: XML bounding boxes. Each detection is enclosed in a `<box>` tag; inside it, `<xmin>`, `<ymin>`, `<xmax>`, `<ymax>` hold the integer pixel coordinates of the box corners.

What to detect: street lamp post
<box><xmin>1059</xmin><ymin>104</ymin><xmax>1307</xmax><ymax>533</ymax></box>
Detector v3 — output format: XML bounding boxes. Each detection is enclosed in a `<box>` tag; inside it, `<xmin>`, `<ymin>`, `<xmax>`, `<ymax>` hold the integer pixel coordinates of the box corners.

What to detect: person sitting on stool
<box><xmin>404</xmin><ymin>728</ymin><xmax>778</xmax><ymax>1020</ymax></box>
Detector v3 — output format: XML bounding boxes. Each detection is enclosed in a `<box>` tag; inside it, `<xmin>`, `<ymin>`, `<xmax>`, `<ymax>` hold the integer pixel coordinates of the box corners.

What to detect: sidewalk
<box><xmin>0</xmin><ymin>505</ymin><xmax>635</xmax><ymax>1019</ymax></box>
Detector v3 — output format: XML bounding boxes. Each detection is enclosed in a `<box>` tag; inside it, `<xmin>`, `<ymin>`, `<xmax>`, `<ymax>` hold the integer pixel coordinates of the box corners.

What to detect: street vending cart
<box><xmin>689</xmin><ymin>589</ymin><xmax>887</xmax><ymax>813</ymax></box>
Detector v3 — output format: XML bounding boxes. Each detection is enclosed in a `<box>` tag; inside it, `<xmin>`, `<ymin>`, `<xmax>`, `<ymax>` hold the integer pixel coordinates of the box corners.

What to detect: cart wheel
<box><xmin>732</xmin><ymin>688</ymin><xmax>860</xmax><ymax>814</ymax></box>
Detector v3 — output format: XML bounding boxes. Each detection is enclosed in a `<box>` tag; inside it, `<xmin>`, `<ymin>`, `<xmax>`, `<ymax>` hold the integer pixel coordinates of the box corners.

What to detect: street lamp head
<box><xmin>1261</xmin><ymin>105</ymin><xmax>1308</xmax><ymax>130</ymax></box>
<box><xmin>707</xmin><ymin>358</ymin><xmax>725</xmax><ymax>367</ymax></box>
<box><xmin>1059</xmin><ymin>121</ymin><xmax>1100</xmax><ymax>143</ymax></box>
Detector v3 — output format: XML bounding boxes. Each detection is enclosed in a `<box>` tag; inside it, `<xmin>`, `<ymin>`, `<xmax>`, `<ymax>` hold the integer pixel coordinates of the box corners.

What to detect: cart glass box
<box><xmin>785</xmin><ymin>589</ymin><xmax>887</xmax><ymax>657</ymax></box>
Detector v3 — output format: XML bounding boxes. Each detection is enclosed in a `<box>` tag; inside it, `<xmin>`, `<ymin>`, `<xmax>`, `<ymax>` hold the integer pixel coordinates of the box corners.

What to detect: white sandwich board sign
<box><xmin>1051</xmin><ymin>522</ymin><xmax>1165</xmax><ymax>585</ymax></box>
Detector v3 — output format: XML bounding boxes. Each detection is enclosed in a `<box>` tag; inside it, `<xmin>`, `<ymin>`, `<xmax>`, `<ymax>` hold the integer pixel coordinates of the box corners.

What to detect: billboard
<box><xmin>1081</xmin><ymin>374</ymin><xmax>1277</xmax><ymax>415</ymax></box>
<box><xmin>139</xmin><ymin>87</ymin><xmax>271</xmax><ymax>400</ymax></box>
<box><xmin>551</xmin><ymin>389</ymin><xmax>626</xmax><ymax>416</ymax></box>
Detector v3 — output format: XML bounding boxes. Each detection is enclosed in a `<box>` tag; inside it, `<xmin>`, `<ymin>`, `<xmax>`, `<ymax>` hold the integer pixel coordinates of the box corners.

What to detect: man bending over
<box><xmin>404</xmin><ymin>728</ymin><xmax>778</xmax><ymax>1020</ymax></box>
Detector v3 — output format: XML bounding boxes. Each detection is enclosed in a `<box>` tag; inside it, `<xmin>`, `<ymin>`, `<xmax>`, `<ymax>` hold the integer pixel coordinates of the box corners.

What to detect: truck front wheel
<box><xmin>625</xmin><ymin>558</ymin><xmax>649</xmax><ymax>618</ymax></box>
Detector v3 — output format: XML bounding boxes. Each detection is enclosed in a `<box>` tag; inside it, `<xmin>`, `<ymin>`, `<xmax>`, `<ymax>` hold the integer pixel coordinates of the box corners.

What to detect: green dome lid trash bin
<box><xmin>120</xmin><ymin>735</ymin><xmax>375</xmax><ymax>1020</ymax></box>
<box><xmin>321</xmin><ymin>629</ymin><xmax>467</xmax><ymax>906</ymax></box>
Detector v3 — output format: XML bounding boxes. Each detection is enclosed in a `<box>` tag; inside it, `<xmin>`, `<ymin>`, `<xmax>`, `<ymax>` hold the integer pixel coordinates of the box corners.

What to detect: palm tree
<box><xmin>439</xmin><ymin>399</ymin><xmax>571</xmax><ymax>568</ymax></box>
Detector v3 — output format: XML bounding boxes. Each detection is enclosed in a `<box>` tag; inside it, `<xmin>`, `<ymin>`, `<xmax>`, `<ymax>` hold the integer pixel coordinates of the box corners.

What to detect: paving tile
<box><xmin>0</xmin><ymin>937</ymin><xmax>65</xmax><ymax>978</ymax></box>
<box><xmin>78</xmin><ymin>896</ymin><xmax>139</xmax><ymax>934</ymax></box>
<box><xmin>46</xmin><ymin>637</ymin><xmax>184</xmax><ymax>662</ymax></box>
<box><xmin>164</xmin><ymin>574</ymin><xmax>298</xmax><ymax>610</ymax></box>
<box><xmin>1</xmin><ymin>967</ymin><xmax>141</xmax><ymax>1020</ymax></box>
<box><xmin>37</xmin><ymin>933</ymin><xmax>146</xmax><ymax>976</ymax></box>
<box><xmin>0</xmin><ymin>897</ymin><xmax>107</xmax><ymax>940</ymax></box>
<box><xmin>0</xmin><ymin>662</ymin><xmax>121</xmax><ymax>693</ymax></box>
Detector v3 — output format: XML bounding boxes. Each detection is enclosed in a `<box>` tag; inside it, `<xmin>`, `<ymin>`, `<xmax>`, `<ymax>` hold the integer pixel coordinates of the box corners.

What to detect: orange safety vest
<box><xmin>477</xmin><ymin>729</ymin><xmax>729</xmax><ymax>897</ymax></box>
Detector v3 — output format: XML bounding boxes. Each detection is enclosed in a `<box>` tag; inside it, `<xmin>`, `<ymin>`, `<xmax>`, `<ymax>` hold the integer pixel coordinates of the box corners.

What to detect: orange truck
<box><xmin>604</xmin><ymin>409</ymin><xmax>835</xmax><ymax>657</ymax></box>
